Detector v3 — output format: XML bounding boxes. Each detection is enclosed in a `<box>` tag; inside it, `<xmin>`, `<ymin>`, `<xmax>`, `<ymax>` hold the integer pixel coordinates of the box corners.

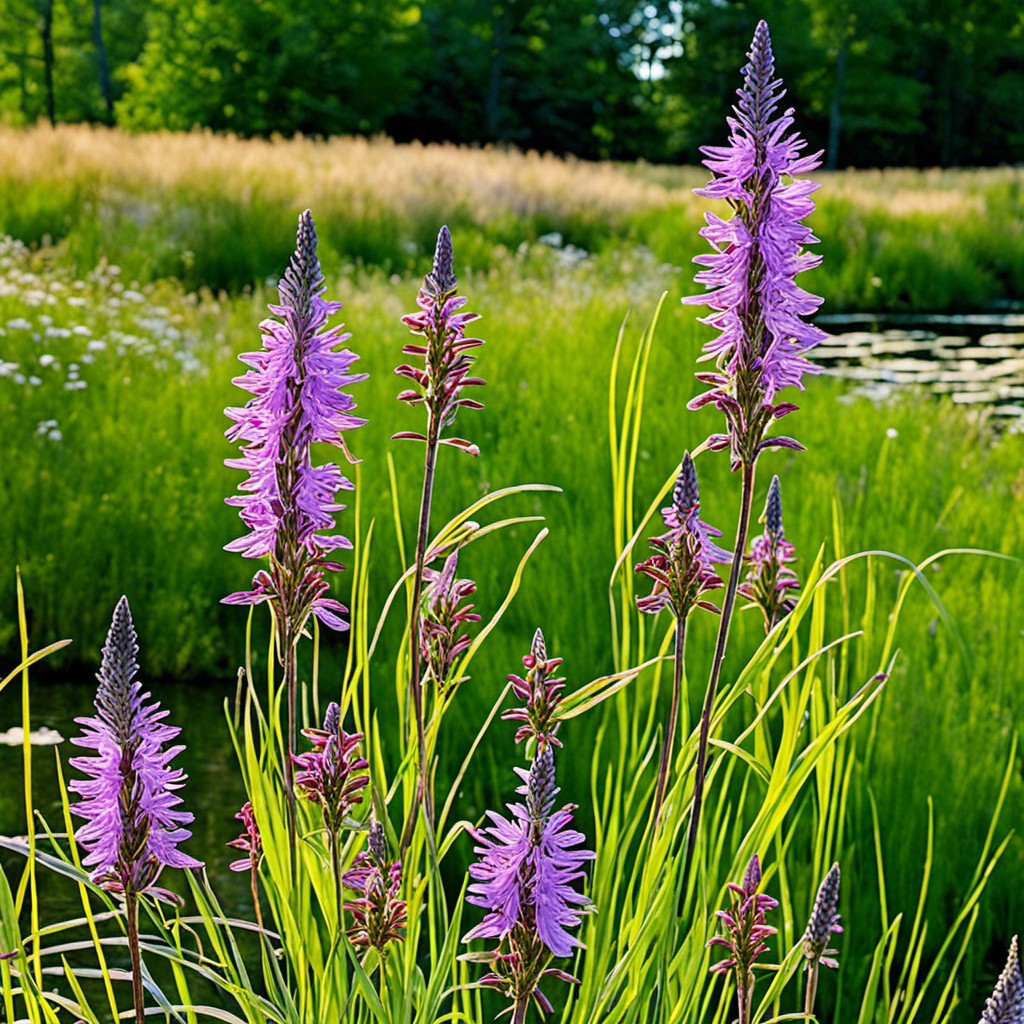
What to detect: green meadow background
<box><xmin>0</xmin><ymin>128</ymin><xmax>1022</xmax><ymax>1011</ymax></box>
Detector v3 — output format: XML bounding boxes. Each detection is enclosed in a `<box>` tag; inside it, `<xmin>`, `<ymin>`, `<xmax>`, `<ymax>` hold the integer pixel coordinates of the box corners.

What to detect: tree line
<box><xmin>1</xmin><ymin>0</ymin><xmax>1021</xmax><ymax>167</ymax></box>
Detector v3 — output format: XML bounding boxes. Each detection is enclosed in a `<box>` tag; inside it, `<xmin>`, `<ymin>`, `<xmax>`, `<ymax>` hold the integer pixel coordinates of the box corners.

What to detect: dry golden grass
<box><xmin>5</xmin><ymin>124</ymin><xmax>1022</xmax><ymax>221</ymax></box>
<box><xmin>1</xmin><ymin>124</ymin><xmax>1020</xmax><ymax>312</ymax></box>
<box><xmin>1</xmin><ymin>125</ymin><xmax>689</xmax><ymax>223</ymax></box>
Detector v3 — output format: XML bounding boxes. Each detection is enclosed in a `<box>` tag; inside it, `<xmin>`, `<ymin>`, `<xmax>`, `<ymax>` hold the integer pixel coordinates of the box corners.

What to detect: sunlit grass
<box><xmin>0</xmin><ymin>134</ymin><xmax>1022</xmax><ymax>1017</ymax></box>
<box><xmin>0</xmin><ymin>126</ymin><xmax>1021</xmax><ymax>310</ymax></box>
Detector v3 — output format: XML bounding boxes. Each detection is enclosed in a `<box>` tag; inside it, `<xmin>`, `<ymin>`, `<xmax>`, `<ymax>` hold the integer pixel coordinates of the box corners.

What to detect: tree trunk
<box><xmin>485</xmin><ymin>6</ymin><xmax>506</xmax><ymax>139</ymax></box>
<box><xmin>826</xmin><ymin>34</ymin><xmax>847</xmax><ymax>170</ymax></box>
<box><xmin>92</xmin><ymin>0</ymin><xmax>113</xmax><ymax>122</ymax></box>
<box><xmin>40</xmin><ymin>0</ymin><xmax>55</xmax><ymax>125</ymax></box>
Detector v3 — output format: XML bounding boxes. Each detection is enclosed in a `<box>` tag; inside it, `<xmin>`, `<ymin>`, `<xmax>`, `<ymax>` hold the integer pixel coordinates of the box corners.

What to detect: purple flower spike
<box><xmin>802</xmin><ymin>863</ymin><xmax>842</xmax><ymax>970</ymax></box>
<box><xmin>293</xmin><ymin>702</ymin><xmax>370</xmax><ymax>834</ymax></box>
<box><xmin>223</xmin><ymin>209</ymin><xmax>366</xmax><ymax>632</ymax></box>
<box><xmin>463</xmin><ymin>745</ymin><xmax>594</xmax><ymax>1014</ymax></box>
<box><xmin>685</xmin><ymin>20</ymin><xmax>826</xmax><ymax>470</ymax></box>
<box><xmin>707</xmin><ymin>853</ymin><xmax>778</xmax><ymax>1024</ymax></box>
<box><xmin>70</xmin><ymin>597</ymin><xmax>202</xmax><ymax>901</ymax></box>
<box><xmin>979</xmin><ymin>936</ymin><xmax>1024</xmax><ymax>1024</ymax></box>
<box><xmin>394</xmin><ymin>225</ymin><xmax>485</xmax><ymax>456</ymax></box>
<box><xmin>419</xmin><ymin>549</ymin><xmax>481</xmax><ymax>691</ymax></box>
<box><xmin>227</xmin><ymin>801</ymin><xmax>263</xmax><ymax>873</ymax></box>
<box><xmin>343</xmin><ymin>820</ymin><xmax>407</xmax><ymax>955</ymax></box>
<box><xmin>738</xmin><ymin>475</ymin><xmax>800</xmax><ymax>631</ymax></box>
<box><xmin>503</xmin><ymin>628</ymin><xmax>566</xmax><ymax>751</ymax></box>
<box><xmin>635</xmin><ymin>453</ymin><xmax>729</xmax><ymax>618</ymax></box>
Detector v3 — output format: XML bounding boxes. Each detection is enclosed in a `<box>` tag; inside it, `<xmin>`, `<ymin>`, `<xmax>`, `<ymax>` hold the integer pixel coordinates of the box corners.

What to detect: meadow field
<box><xmin>0</xmin><ymin>127</ymin><xmax>1022</xmax><ymax>1022</ymax></box>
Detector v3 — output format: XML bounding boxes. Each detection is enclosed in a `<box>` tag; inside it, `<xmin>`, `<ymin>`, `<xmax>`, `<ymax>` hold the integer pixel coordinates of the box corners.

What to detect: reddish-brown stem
<box><xmin>804</xmin><ymin>962</ymin><xmax>820</xmax><ymax>1020</ymax></box>
<box><xmin>653</xmin><ymin>615</ymin><xmax>687</xmax><ymax>827</ymax></box>
<box><xmin>738</xmin><ymin>972</ymin><xmax>754</xmax><ymax>1024</ymax></box>
<box><xmin>125</xmin><ymin>893</ymin><xmax>145</xmax><ymax>1024</ymax></box>
<box><xmin>682</xmin><ymin>460</ymin><xmax>756</xmax><ymax>886</ymax></box>
<box><xmin>249</xmin><ymin>864</ymin><xmax>265</xmax><ymax>938</ymax></box>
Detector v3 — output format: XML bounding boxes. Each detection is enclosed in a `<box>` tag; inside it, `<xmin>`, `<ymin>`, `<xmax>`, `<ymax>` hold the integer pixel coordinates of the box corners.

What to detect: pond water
<box><xmin>815</xmin><ymin>311</ymin><xmax>1024</xmax><ymax>426</ymax></box>
<box><xmin>0</xmin><ymin>674</ymin><xmax>252</xmax><ymax>921</ymax></box>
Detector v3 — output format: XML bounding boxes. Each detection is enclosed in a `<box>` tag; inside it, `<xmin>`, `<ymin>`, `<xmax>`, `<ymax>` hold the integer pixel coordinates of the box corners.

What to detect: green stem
<box><xmin>330</xmin><ymin>829</ymin><xmax>344</xmax><ymax>939</ymax></box>
<box><xmin>653</xmin><ymin>614</ymin><xmax>687</xmax><ymax>826</ymax></box>
<box><xmin>282</xmin><ymin>630</ymin><xmax>298</xmax><ymax>854</ymax></box>
<box><xmin>682</xmin><ymin>460</ymin><xmax>756</xmax><ymax>886</ymax></box>
<box><xmin>125</xmin><ymin>893</ymin><xmax>145</xmax><ymax>1024</ymax></box>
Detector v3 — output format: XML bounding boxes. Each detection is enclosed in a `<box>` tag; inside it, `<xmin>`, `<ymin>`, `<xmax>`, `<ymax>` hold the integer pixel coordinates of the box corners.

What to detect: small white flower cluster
<box><xmin>35</xmin><ymin>419</ymin><xmax>62</xmax><ymax>442</ymax></box>
<box><xmin>0</xmin><ymin>235</ymin><xmax>205</xmax><ymax>407</ymax></box>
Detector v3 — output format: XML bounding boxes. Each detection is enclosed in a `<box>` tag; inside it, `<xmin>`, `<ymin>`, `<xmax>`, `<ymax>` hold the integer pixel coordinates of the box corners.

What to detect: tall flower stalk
<box><xmin>394</xmin><ymin>225</ymin><xmax>484</xmax><ymax>834</ymax></box>
<box><xmin>463</xmin><ymin>634</ymin><xmax>593</xmax><ymax>1022</ymax></box>
<box><xmin>69</xmin><ymin>597</ymin><xmax>202</xmax><ymax>1024</ymax></box>
<box><xmin>464</xmin><ymin>747</ymin><xmax>593</xmax><ymax>1023</ymax></box>
<box><xmin>293</xmin><ymin>702</ymin><xmax>370</xmax><ymax>929</ymax></box>
<box><xmin>802</xmin><ymin>862</ymin><xmax>842</xmax><ymax>1018</ymax></box>
<box><xmin>634</xmin><ymin>453</ymin><xmax>728</xmax><ymax>823</ymax></box>
<box><xmin>707</xmin><ymin>854</ymin><xmax>778</xmax><ymax>1024</ymax></box>
<box><xmin>739</xmin><ymin>475</ymin><xmax>800</xmax><ymax>632</ymax></box>
<box><xmin>682</xmin><ymin>19</ymin><xmax>825</xmax><ymax>874</ymax></box>
<box><xmin>223</xmin><ymin>210</ymin><xmax>366</xmax><ymax>846</ymax></box>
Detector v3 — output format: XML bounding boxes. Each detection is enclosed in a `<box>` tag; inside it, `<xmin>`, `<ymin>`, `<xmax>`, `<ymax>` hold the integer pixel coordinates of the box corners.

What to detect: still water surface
<box><xmin>0</xmin><ymin>674</ymin><xmax>252</xmax><ymax>919</ymax></box>
<box><xmin>817</xmin><ymin>311</ymin><xmax>1024</xmax><ymax>425</ymax></box>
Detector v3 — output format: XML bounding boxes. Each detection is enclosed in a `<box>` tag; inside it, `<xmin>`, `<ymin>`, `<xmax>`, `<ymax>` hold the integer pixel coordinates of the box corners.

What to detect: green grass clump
<box><xmin>1</xmin><ymin>219</ymin><xmax>1022</xmax><ymax>1018</ymax></box>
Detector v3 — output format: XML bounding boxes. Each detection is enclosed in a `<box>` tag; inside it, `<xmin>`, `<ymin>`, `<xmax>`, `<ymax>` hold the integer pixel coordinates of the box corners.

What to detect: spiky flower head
<box><xmin>223</xmin><ymin>209</ymin><xmax>366</xmax><ymax>633</ymax></box>
<box><xmin>636</xmin><ymin>453</ymin><xmax>729</xmax><ymax>618</ymax></box>
<box><xmin>425</xmin><ymin>225</ymin><xmax>458</xmax><ymax>298</ymax></box>
<box><xmin>503</xmin><ymin>628</ymin><xmax>566</xmax><ymax>751</ymax></box>
<box><xmin>394</xmin><ymin>226</ymin><xmax>485</xmax><ymax>456</ymax></box>
<box><xmin>739</xmin><ymin>474</ymin><xmax>800</xmax><ymax>631</ymax></box>
<box><xmin>227</xmin><ymin>801</ymin><xmax>263</xmax><ymax>873</ymax></box>
<box><xmin>802</xmin><ymin>863</ymin><xmax>842</xmax><ymax>970</ymax></box>
<box><xmin>463</xmin><ymin>745</ymin><xmax>593</xmax><ymax>1017</ymax></box>
<box><xmin>685</xmin><ymin>20</ymin><xmax>826</xmax><ymax>470</ymax></box>
<box><xmin>419</xmin><ymin>549</ymin><xmax>481</xmax><ymax>691</ymax></box>
<box><xmin>764</xmin><ymin>475</ymin><xmax>783</xmax><ymax>540</ymax></box>
<box><xmin>292</xmin><ymin>702</ymin><xmax>369</xmax><ymax>835</ymax></box>
<box><xmin>708</xmin><ymin>853</ymin><xmax>779</xmax><ymax>974</ymax></box>
<box><xmin>979</xmin><ymin>936</ymin><xmax>1024</xmax><ymax>1024</ymax></box>
<box><xmin>69</xmin><ymin>597</ymin><xmax>202</xmax><ymax>901</ymax></box>
<box><xmin>464</xmin><ymin>748</ymin><xmax>594</xmax><ymax>958</ymax></box>
<box><xmin>343</xmin><ymin>819</ymin><xmax>407</xmax><ymax>955</ymax></box>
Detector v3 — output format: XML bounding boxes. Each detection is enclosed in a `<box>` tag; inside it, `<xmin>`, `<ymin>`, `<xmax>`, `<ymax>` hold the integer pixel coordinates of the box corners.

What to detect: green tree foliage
<box><xmin>392</xmin><ymin>0</ymin><xmax>660</xmax><ymax>158</ymax></box>
<box><xmin>0</xmin><ymin>0</ymin><xmax>1022</xmax><ymax>165</ymax></box>
<box><xmin>659</xmin><ymin>0</ymin><xmax>1024</xmax><ymax>167</ymax></box>
<box><xmin>116</xmin><ymin>0</ymin><xmax>425</xmax><ymax>135</ymax></box>
<box><xmin>0</xmin><ymin>0</ymin><xmax>148</xmax><ymax>124</ymax></box>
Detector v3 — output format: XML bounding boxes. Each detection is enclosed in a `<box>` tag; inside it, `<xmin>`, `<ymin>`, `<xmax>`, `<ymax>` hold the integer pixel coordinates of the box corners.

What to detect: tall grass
<box><xmin>1</xmin><ymin>223</ymin><xmax>1022</xmax><ymax>1006</ymax></box>
<box><xmin>0</xmin><ymin>127</ymin><xmax>1022</xmax><ymax>1018</ymax></box>
<box><xmin>0</xmin><ymin>285</ymin><xmax>1017</xmax><ymax>1023</ymax></box>
<box><xmin>0</xmin><ymin>126</ymin><xmax>1021</xmax><ymax>310</ymax></box>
